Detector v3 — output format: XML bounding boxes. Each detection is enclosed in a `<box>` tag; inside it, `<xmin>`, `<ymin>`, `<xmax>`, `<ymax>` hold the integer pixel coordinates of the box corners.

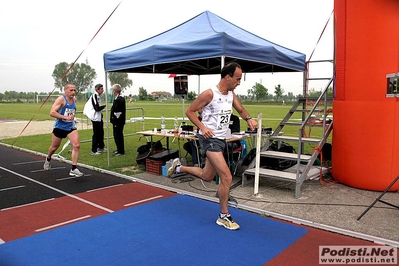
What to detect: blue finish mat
<box><xmin>0</xmin><ymin>195</ymin><xmax>308</xmax><ymax>265</ymax></box>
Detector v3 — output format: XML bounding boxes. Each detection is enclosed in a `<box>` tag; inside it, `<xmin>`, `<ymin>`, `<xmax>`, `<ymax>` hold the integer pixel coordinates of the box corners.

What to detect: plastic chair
<box><xmin>231</xmin><ymin>145</ymin><xmax>243</xmax><ymax>176</ymax></box>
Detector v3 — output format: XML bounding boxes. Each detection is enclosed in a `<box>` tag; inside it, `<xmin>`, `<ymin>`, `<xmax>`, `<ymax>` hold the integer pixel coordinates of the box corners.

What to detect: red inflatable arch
<box><xmin>333</xmin><ymin>0</ymin><xmax>399</xmax><ymax>191</ymax></box>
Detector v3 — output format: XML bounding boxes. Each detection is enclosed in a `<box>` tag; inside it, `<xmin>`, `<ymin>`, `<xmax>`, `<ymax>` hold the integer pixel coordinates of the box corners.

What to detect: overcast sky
<box><xmin>0</xmin><ymin>0</ymin><xmax>333</xmax><ymax>96</ymax></box>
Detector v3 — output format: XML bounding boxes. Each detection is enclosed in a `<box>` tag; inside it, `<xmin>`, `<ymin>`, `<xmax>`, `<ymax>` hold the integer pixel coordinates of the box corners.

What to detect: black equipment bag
<box><xmin>149</xmin><ymin>149</ymin><xmax>179</xmax><ymax>163</ymax></box>
<box><xmin>237</xmin><ymin>141</ymin><xmax>296</xmax><ymax>173</ymax></box>
<box><xmin>136</xmin><ymin>141</ymin><xmax>164</xmax><ymax>166</ymax></box>
<box><xmin>262</xmin><ymin>141</ymin><xmax>296</xmax><ymax>170</ymax></box>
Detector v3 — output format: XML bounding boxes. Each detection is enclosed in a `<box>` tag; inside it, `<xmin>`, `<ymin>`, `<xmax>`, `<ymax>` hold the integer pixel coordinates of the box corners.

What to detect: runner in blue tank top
<box><xmin>43</xmin><ymin>83</ymin><xmax>84</xmax><ymax>177</ymax></box>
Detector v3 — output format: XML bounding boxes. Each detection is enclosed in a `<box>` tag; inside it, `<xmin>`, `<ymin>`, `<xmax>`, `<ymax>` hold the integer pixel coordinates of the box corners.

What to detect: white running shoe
<box><xmin>43</xmin><ymin>159</ymin><xmax>51</xmax><ymax>170</ymax></box>
<box><xmin>69</xmin><ymin>168</ymin><xmax>84</xmax><ymax>177</ymax></box>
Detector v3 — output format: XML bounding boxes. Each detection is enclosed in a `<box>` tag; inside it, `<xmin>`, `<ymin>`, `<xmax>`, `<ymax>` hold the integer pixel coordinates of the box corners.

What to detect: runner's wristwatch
<box><xmin>244</xmin><ymin>116</ymin><xmax>252</xmax><ymax>121</ymax></box>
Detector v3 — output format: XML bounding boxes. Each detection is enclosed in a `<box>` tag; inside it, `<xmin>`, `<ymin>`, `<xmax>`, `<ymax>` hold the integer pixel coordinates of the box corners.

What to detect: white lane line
<box><xmin>124</xmin><ymin>195</ymin><xmax>163</xmax><ymax>207</ymax></box>
<box><xmin>56</xmin><ymin>174</ymin><xmax>92</xmax><ymax>181</ymax></box>
<box><xmin>31</xmin><ymin>167</ymin><xmax>66</xmax><ymax>173</ymax></box>
<box><xmin>12</xmin><ymin>160</ymin><xmax>44</xmax><ymax>165</ymax></box>
<box><xmin>87</xmin><ymin>184</ymin><xmax>123</xmax><ymax>193</ymax></box>
<box><xmin>1</xmin><ymin>198</ymin><xmax>54</xmax><ymax>211</ymax></box>
<box><xmin>0</xmin><ymin>166</ymin><xmax>114</xmax><ymax>213</ymax></box>
<box><xmin>0</xmin><ymin>185</ymin><xmax>25</xmax><ymax>192</ymax></box>
<box><xmin>35</xmin><ymin>215</ymin><xmax>91</xmax><ymax>232</ymax></box>
<box><xmin>13</xmin><ymin>160</ymin><xmax>44</xmax><ymax>165</ymax></box>
<box><xmin>0</xmin><ymin>238</ymin><xmax>4</xmax><ymax>244</ymax></box>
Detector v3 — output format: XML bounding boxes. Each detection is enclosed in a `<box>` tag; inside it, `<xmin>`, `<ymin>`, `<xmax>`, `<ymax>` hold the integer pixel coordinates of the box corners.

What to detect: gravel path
<box><xmin>0</xmin><ymin>120</ymin><xmax>54</xmax><ymax>140</ymax></box>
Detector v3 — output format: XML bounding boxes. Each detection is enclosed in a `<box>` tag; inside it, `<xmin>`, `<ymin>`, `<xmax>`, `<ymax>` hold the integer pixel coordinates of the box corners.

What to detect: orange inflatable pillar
<box><xmin>333</xmin><ymin>0</ymin><xmax>399</xmax><ymax>191</ymax></box>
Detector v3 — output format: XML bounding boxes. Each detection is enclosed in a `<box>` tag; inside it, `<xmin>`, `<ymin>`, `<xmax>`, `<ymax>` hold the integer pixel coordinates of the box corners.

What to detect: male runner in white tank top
<box><xmin>168</xmin><ymin>62</ymin><xmax>257</xmax><ymax>230</ymax></box>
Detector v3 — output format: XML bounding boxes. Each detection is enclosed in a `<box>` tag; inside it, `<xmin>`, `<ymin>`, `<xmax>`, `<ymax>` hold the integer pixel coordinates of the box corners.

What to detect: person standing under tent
<box><xmin>168</xmin><ymin>62</ymin><xmax>257</xmax><ymax>230</ymax></box>
<box><xmin>43</xmin><ymin>83</ymin><xmax>84</xmax><ymax>177</ymax></box>
<box><xmin>90</xmin><ymin>83</ymin><xmax>107</xmax><ymax>155</ymax></box>
<box><xmin>110</xmin><ymin>84</ymin><xmax>126</xmax><ymax>156</ymax></box>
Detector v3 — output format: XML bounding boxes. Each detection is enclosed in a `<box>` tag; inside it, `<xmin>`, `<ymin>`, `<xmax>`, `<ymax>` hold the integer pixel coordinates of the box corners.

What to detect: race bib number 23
<box><xmin>216</xmin><ymin>110</ymin><xmax>231</xmax><ymax>130</ymax></box>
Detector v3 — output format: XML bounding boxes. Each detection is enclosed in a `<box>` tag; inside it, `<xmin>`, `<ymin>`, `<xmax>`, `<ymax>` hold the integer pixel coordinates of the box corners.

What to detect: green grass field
<box><xmin>0</xmin><ymin>100</ymin><xmax>326</xmax><ymax>175</ymax></box>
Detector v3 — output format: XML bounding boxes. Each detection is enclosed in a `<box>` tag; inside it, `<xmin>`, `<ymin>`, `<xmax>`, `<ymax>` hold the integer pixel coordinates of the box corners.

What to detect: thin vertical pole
<box><xmin>104</xmin><ymin>72</ymin><xmax>110</xmax><ymax>167</ymax></box>
<box><xmin>254</xmin><ymin>113</ymin><xmax>262</xmax><ymax>196</ymax></box>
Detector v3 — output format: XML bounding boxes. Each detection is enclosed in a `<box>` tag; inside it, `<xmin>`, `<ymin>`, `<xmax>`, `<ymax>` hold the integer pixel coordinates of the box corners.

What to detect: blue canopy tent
<box><xmin>102</xmin><ymin>11</ymin><xmax>306</xmax><ymax>166</ymax></box>
<box><xmin>103</xmin><ymin>10</ymin><xmax>306</xmax><ymax>74</ymax></box>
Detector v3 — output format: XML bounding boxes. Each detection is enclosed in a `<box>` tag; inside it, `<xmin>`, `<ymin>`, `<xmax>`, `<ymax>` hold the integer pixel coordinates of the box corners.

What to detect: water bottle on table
<box><xmin>161</xmin><ymin>114</ymin><xmax>166</xmax><ymax>133</ymax></box>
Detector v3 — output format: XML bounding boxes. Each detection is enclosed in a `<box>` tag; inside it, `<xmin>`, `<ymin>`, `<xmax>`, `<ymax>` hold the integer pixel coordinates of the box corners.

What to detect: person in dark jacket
<box><xmin>90</xmin><ymin>83</ymin><xmax>106</xmax><ymax>155</ymax></box>
<box><xmin>110</xmin><ymin>84</ymin><xmax>126</xmax><ymax>156</ymax></box>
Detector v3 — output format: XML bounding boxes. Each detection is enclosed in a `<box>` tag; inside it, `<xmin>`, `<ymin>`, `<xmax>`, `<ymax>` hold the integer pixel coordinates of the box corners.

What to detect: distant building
<box><xmin>151</xmin><ymin>91</ymin><xmax>172</xmax><ymax>99</ymax></box>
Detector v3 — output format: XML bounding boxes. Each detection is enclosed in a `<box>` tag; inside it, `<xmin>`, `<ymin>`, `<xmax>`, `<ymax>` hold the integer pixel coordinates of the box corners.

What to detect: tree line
<box><xmin>0</xmin><ymin>61</ymin><xmax>133</xmax><ymax>102</ymax></box>
<box><xmin>0</xmin><ymin>61</ymin><xmax>332</xmax><ymax>103</ymax></box>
